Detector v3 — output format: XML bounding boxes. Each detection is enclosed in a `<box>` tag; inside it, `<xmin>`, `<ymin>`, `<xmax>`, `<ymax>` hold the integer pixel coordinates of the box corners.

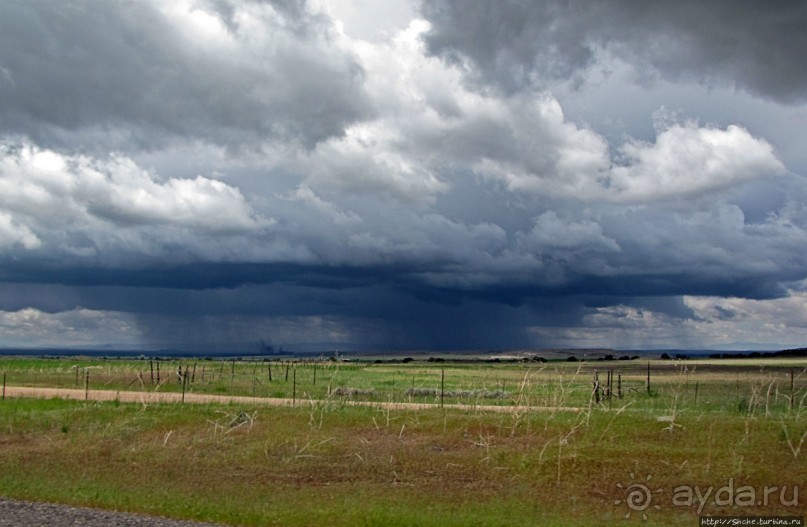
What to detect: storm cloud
<box><xmin>1</xmin><ymin>0</ymin><xmax>807</xmax><ymax>352</ymax></box>
<box><xmin>421</xmin><ymin>0</ymin><xmax>807</xmax><ymax>103</ymax></box>
<box><xmin>0</xmin><ymin>0</ymin><xmax>371</xmax><ymax>150</ymax></box>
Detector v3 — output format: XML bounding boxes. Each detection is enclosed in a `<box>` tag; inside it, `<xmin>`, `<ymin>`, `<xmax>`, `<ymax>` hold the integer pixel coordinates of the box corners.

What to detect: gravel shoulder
<box><xmin>0</xmin><ymin>498</ymin><xmax>227</xmax><ymax>527</ymax></box>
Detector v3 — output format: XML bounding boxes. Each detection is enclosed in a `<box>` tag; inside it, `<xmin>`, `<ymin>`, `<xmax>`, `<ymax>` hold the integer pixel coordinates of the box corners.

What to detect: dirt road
<box><xmin>2</xmin><ymin>385</ymin><xmax>580</xmax><ymax>413</ymax></box>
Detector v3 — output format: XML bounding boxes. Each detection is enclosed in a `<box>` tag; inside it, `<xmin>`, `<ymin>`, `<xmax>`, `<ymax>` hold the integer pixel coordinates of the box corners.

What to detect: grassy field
<box><xmin>0</xmin><ymin>356</ymin><xmax>805</xmax><ymax>526</ymax></box>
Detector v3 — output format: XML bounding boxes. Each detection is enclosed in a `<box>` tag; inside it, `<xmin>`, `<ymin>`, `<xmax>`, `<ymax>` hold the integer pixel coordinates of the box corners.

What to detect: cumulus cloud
<box><xmin>607</xmin><ymin>122</ymin><xmax>785</xmax><ymax>201</ymax></box>
<box><xmin>421</xmin><ymin>0</ymin><xmax>807</xmax><ymax>103</ymax></box>
<box><xmin>0</xmin><ymin>139</ymin><xmax>269</xmax><ymax>260</ymax></box>
<box><xmin>517</xmin><ymin>211</ymin><xmax>619</xmax><ymax>254</ymax></box>
<box><xmin>295</xmin><ymin>21</ymin><xmax>785</xmax><ymax>206</ymax></box>
<box><xmin>0</xmin><ymin>211</ymin><xmax>41</xmax><ymax>249</ymax></box>
<box><xmin>471</xmin><ymin>117</ymin><xmax>784</xmax><ymax>202</ymax></box>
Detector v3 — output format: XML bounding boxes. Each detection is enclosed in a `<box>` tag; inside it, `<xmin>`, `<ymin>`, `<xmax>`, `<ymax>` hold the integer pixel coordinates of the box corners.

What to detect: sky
<box><xmin>1</xmin><ymin>0</ymin><xmax>807</xmax><ymax>352</ymax></box>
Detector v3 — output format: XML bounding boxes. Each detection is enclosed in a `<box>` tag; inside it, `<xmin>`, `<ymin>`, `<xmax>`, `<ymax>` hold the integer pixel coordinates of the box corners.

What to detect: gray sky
<box><xmin>1</xmin><ymin>0</ymin><xmax>806</xmax><ymax>352</ymax></box>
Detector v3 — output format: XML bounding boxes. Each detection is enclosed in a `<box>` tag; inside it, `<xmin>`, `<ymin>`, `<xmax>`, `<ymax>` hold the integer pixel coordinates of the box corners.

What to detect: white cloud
<box><xmin>299</xmin><ymin>20</ymin><xmax>612</xmax><ymax>204</ymax></box>
<box><xmin>0</xmin><ymin>139</ymin><xmax>275</xmax><ymax>261</ymax></box>
<box><xmin>304</xmin><ymin>19</ymin><xmax>785</xmax><ymax>207</ymax></box>
<box><xmin>283</xmin><ymin>185</ymin><xmax>361</xmax><ymax>226</ymax></box>
<box><xmin>0</xmin><ymin>139</ymin><xmax>266</xmax><ymax>232</ymax></box>
<box><xmin>608</xmin><ymin>122</ymin><xmax>785</xmax><ymax>202</ymax></box>
<box><xmin>301</xmin><ymin>120</ymin><xmax>449</xmax><ymax>203</ymax></box>
<box><xmin>685</xmin><ymin>291</ymin><xmax>807</xmax><ymax>330</ymax></box>
<box><xmin>529</xmin><ymin>288</ymin><xmax>807</xmax><ymax>350</ymax></box>
<box><xmin>473</xmin><ymin>118</ymin><xmax>784</xmax><ymax>202</ymax></box>
<box><xmin>0</xmin><ymin>211</ymin><xmax>40</xmax><ymax>249</ymax></box>
<box><xmin>518</xmin><ymin>211</ymin><xmax>620</xmax><ymax>252</ymax></box>
<box><xmin>0</xmin><ymin>307</ymin><xmax>142</xmax><ymax>349</ymax></box>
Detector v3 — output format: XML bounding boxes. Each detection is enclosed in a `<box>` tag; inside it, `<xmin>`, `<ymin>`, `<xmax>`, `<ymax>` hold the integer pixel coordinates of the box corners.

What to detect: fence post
<box><xmin>593</xmin><ymin>371</ymin><xmax>600</xmax><ymax>404</ymax></box>
<box><xmin>2</xmin><ymin>372</ymin><xmax>6</xmax><ymax>400</ymax></box>
<box><xmin>292</xmin><ymin>367</ymin><xmax>297</xmax><ymax>407</ymax></box>
<box><xmin>84</xmin><ymin>370</ymin><xmax>89</xmax><ymax>401</ymax></box>
<box><xmin>646</xmin><ymin>362</ymin><xmax>651</xmax><ymax>395</ymax></box>
<box><xmin>440</xmin><ymin>369</ymin><xmax>445</xmax><ymax>408</ymax></box>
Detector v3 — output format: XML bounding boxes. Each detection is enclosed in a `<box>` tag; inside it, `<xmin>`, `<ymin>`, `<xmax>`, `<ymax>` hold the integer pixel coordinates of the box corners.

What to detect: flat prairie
<box><xmin>0</xmin><ymin>356</ymin><xmax>804</xmax><ymax>526</ymax></box>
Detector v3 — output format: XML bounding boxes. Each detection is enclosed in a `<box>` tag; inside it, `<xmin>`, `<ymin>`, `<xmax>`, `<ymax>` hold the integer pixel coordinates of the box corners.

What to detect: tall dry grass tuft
<box><xmin>781</xmin><ymin>421</ymin><xmax>807</xmax><ymax>460</ymax></box>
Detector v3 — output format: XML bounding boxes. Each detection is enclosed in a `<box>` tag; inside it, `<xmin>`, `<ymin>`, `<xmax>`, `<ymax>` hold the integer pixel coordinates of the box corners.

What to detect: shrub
<box><xmin>331</xmin><ymin>387</ymin><xmax>376</xmax><ymax>397</ymax></box>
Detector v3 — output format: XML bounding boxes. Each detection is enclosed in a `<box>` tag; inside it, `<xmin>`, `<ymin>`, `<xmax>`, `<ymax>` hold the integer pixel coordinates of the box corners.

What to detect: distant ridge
<box><xmin>708</xmin><ymin>347</ymin><xmax>807</xmax><ymax>359</ymax></box>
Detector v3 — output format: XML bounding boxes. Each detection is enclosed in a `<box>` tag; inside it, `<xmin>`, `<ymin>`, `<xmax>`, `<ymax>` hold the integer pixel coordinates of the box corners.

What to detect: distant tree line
<box><xmin>707</xmin><ymin>348</ymin><xmax>807</xmax><ymax>359</ymax></box>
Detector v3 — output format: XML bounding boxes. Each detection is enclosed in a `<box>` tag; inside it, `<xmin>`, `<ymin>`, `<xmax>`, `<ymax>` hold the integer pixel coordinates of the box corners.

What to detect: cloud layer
<box><xmin>0</xmin><ymin>0</ymin><xmax>806</xmax><ymax>351</ymax></box>
<box><xmin>0</xmin><ymin>0</ymin><xmax>371</xmax><ymax>150</ymax></box>
<box><xmin>421</xmin><ymin>0</ymin><xmax>807</xmax><ymax>103</ymax></box>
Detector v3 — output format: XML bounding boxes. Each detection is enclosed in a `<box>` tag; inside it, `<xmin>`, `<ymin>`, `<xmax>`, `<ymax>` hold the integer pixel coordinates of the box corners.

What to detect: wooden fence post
<box><xmin>440</xmin><ymin>369</ymin><xmax>445</xmax><ymax>408</ymax></box>
<box><xmin>593</xmin><ymin>371</ymin><xmax>600</xmax><ymax>404</ymax></box>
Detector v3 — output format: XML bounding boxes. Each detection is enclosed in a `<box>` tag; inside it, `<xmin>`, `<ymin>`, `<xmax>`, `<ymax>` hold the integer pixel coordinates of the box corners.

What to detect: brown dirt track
<box><xmin>2</xmin><ymin>385</ymin><xmax>580</xmax><ymax>413</ymax></box>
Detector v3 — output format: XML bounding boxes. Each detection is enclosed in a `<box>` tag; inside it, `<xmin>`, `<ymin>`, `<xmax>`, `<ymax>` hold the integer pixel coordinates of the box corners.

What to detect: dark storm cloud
<box><xmin>0</xmin><ymin>0</ymin><xmax>371</xmax><ymax>150</ymax></box>
<box><xmin>420</xmin><ymin>0</ymin><xmax>807</xmax><ymax>103</ymax></box>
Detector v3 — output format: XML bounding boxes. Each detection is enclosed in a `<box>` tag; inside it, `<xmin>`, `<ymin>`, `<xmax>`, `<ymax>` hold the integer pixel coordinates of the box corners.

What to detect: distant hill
<box><xmin>708</xmin><ymin>348</ymin><xmax>807</xmax><ymax>359</ymax></box>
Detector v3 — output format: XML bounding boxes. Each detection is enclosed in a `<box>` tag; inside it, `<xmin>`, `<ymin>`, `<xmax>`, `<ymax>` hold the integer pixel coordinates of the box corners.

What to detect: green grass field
<box><xmin>0</xmin><ymin>356</ymin><xmax>805</xmax><ymax>526</ymax></box>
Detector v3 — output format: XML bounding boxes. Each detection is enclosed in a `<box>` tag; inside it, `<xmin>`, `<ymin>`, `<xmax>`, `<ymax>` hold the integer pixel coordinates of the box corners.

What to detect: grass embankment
<box><xmin>0</xmin><ymin>358</ymin><xmax>805</xmax><ymax>526</ymax></box>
